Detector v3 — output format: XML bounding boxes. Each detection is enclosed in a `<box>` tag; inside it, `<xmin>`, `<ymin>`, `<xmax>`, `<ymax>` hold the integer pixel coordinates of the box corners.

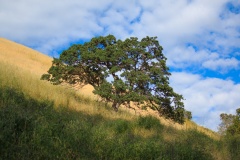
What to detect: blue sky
<box><xmin>1</xmin><ymin>0</ymin><xmax>239</xmax><ymax>131</ymax></box>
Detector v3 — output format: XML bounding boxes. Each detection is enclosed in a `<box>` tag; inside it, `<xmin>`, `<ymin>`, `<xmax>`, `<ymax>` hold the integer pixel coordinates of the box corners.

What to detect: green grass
<box><xmin>0</xmin><ymin>86</ymin><xmax>221</xmax><ymax>159</ymax></box>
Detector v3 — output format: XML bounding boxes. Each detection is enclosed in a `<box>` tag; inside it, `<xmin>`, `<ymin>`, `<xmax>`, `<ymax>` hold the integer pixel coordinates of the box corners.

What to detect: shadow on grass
<box><xmin>0</xmin><ymin>86</ymin><xmax>217</xmax><ymax>159</ymax></box>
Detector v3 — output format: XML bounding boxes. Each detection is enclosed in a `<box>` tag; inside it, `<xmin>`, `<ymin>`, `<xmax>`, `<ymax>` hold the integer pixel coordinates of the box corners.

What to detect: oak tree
<box><xmin>41</xmin><ymin>35</ymin><xmax>186</xmax><ymax>123</ymax></box>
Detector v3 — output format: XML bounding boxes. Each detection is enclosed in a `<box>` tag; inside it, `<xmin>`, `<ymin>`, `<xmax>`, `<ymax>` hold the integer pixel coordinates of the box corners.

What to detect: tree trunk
<box><xmin>112</xmin><ymin>102</ymin><xmax>119</xmax><ymax>112</ymax></box>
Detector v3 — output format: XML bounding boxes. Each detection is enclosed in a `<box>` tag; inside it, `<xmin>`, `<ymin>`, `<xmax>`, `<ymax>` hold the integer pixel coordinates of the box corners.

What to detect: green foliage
<box><xmin>219</xmin><ymin>108</ymin><xmax>240</xmax><ymax>159</ymax></box>
<box><xmin>184</xmin><ymin>110</ymin><xmax>192</xmax><ymax>120</ymax></box>
<box><xmin>226</xmin><ymin>108</ymin><xmax>240</xmax><ymax>136</ymax></box>
<box><xmin>0</xmin><ymin>86</ymin><xmax>219</xmax><ymax>159</ymax></box>
<box><xmin>225</xmin><ymin>109</ymin><xmax>240</xmax><ymax>159</ymax></box>
<box><xmin>114</xmin><ymin>120</ymin><xmax>130</xmax><ymax>134</ymax></box>
<box><xmin>225</xmin><ymin>135</ymin><xmax>240</xmax><ymax>159</ymax></box>
<box><xmin>218</xmin><ymin>113</ymin><xmax>236</xmax><ymax>135</ymax></box>
<box><xmin>137</xmin><ymin>115</ymin><xmax>163</xmax><ymax>130</ymax></box>
<box><xmin>42</xmin><ymin>35</ymin><xmax>185</xmax><ymax>123</ymax></box>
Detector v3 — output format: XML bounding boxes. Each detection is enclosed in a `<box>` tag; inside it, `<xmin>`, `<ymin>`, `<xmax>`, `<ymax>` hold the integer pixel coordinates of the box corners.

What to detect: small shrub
<box><xmin>114</xmin><ymin>119</ymin><xmax>131</xmax><ymax>134</ymax></box>
<box><xmin>137</xmin><ymin>115</ymin><xmax>163</xmax><ymax>130</ymax></box>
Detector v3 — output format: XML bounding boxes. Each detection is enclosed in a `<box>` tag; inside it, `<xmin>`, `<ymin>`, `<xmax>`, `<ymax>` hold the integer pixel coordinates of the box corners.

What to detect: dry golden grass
<box><xmin>133</xmin><ymin>128</ymin><xmax>156</xmax><ymax>138</ymax></box>
<box><xmin>0</xmin><ymin>38</ymin><xmax>96</xmax><ymax>99</ymax></box>
<box><xmin>120</xmin><ymin>102</ymin><xmax>219</xmax><ymax>139</ymax></box>
<box><xmin>0</xmin><ymin>37</ymin><xmax>219</xmax><ymax>139</ymax></box>
<box><xmin>0</xmin><ymin>38</ymin><xmax>52</xmax><ymax>75</ymax></box>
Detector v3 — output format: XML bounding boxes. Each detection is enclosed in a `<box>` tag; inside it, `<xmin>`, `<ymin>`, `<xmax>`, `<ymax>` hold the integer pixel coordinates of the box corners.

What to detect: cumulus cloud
<box><xmin>203</xmin><ymin>57</ymin><xmax>239</xmax><ymax>72</ymax></box>
<box><xmin>166</xmin><ymin>45</ymin><xmax>240</xmax><ymax>73</ymax></box>
<box><xmin>1</xmin><ymin>0</ymin><xmax>110</xmax><ymax>53</ymax></box>
<box><xmin>170</xmin><ymin>72</ymin><xmax>240</xmax><ymax>131</ymax></box>
<box><xmin>1</xmin><ymin>0</ymin><xmax>239</xmax><ymax>52</ymax></box>
<box><xmin>1</xmin><ymin>0</ymin><xmax>238</xmax><ymax>54</ymax></box>
<box><xmin>166</xmin><ymin>46</ymin><xmax>218</xmax><ymax>68</ymax></box>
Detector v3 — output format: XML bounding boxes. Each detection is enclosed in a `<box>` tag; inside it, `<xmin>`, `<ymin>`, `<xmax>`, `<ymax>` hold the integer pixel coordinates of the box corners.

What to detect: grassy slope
<box><xmin>0</xmin><ymin>38</ymin><xmax>227</xmax><ymax>159</ymax></box>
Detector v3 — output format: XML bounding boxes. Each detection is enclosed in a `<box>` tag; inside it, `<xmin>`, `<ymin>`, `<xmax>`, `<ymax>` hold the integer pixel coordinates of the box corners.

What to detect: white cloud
<box><xmin>166</xmin><ymin>46</ymin><xmax>218</xmax><ymax>68</ymax></box>
<box><xmin>170</xmin><ymin>72</ymin><xmax>240</xmax><ymax>131</ymax></box>
<box><xmin>166</xmin><ymin>45</ymin><xmax>240</xmax><ymax>73</ymax></box>
<box><xmin>203</xmin><ymin>57</ymin><xmax>239</xmax><ymax>72</ymax></box>
<box><xmin>1</xmin><ymin>0</ymin><xmax>238</xmax><ymax>54</ymax></box>
<box><xmin>134</xmin><ymin>0</ymin><xmax>230</xmax><ymax>47</ymax></box>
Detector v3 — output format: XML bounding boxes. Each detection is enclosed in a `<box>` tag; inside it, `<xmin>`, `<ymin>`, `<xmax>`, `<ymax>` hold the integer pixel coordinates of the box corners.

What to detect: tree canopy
<box><xmin>218</xmin><ymin>108</ymin><xmax>240</xmax><ymax>136</ymax></box>
<box><xmin>226</xmin><ymin>108</ymin><xmax>240</xmax><ymax>136</ymax></box>
<box><xmin>218</xmin><ymin>113</ymin><xmax>236</xmax><ymax>135</ymax></box>
<box><xmin>41</xmin><ymin>35</ymin><xmax>186</xmax><ymax>123</ymax></box>
<box><xmin>218</xmin><ymin>108</ymin><xmax>240</xmax><ymax>159</ymax></box>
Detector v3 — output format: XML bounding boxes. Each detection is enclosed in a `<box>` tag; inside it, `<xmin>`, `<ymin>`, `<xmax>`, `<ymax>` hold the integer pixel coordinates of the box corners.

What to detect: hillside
<box><xmin>0</xmin><ymin>38</ymin><xmax>230</xmax><ymax>159</ymax></box>
<box><xmin>0</xmin><ymin>38</ymin><xmax>218</xmax><ymax>135</ymax></box>
<box><xmin>0</xmin><ymin>38</ymin><xmax>95</xmax><ymax>97</ymax></box>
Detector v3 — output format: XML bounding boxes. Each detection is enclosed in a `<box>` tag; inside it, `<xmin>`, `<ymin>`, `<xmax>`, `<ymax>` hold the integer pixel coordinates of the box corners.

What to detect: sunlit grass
<box><xmin>0</xmin><ymin>59</ymin><xmax>137</xmax><ymax>123</ymax></box>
